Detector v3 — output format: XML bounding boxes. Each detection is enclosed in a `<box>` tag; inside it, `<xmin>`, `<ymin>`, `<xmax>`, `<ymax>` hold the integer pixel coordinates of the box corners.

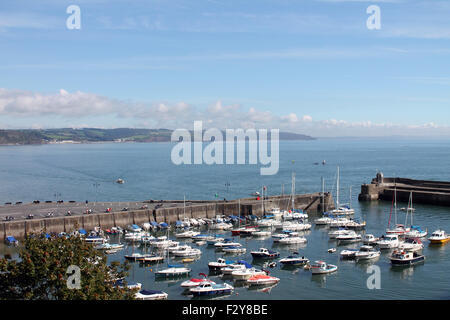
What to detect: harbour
<box><xmin>1</xmin><ymin>139</ymin><xmax>450</xmax><ymax>300</ymax></box>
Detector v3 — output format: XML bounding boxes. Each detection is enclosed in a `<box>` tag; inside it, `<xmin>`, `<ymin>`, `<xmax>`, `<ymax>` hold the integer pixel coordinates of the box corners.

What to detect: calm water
<box><xmin>1</xmin><ymin>138</ymin><xmax>450</xmax><ymax>300</ymax></box>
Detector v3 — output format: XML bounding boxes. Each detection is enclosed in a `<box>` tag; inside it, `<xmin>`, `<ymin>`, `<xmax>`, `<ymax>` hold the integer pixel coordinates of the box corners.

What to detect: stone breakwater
<box><xmin>359</xmin><ymin>172</ymin><xmax>450</xmax><ymax>206</ymax></box>
<box><xmin>1</xmin><ymin>192</ymin><xmax>334</xmax><ymax>240</ymax></box>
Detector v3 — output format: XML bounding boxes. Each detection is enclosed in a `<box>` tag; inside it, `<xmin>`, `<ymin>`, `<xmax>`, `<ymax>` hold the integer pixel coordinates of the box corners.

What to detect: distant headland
<box><xmin>0</xmin><ymin>128</ymin><xmax>315</xmax><ymax>145</ymax></box>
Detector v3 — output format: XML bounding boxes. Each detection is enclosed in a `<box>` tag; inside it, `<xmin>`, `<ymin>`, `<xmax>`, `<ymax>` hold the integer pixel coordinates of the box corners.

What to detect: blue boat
<box><xmin>279</xmin><ymin>252</ymin><xmax>309</xmax><ymax>266</ymax></box>
<box><xmin>5</xmin><ymin>236</ymin><xmax>18</xmax><ymax>246</ymax></box>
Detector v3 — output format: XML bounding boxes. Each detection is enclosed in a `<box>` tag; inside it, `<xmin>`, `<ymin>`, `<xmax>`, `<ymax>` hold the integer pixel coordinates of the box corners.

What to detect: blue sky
<box><xmin>1</xmin><ymin>0</ymin><xmax>450</xmax><ymax>136</ymax></box>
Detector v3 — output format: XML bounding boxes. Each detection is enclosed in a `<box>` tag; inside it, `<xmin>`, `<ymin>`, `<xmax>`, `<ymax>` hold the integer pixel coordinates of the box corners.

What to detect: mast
<box><xmin>291</xmin><ymin>172</ymin><xmax>296</xmax><ymax>211</ymax></box>
<box><xmin>336</xmin><ymin>166</ymin><xmax>340</xmax><ymax>209</ymax></box>
<box><xmin>349</xmin><ymin>186</ymin><xmax>352</xmax><ymax>209</ymax></box>
<box><xmin>321</xmin><ymin>177</ymin><xmax>325</xmax><ymax>214</ymax></box>
<box><xmin>394</xmin><ymin>179</ymin><xmax>397</xmax><ymax>225</ymax></box>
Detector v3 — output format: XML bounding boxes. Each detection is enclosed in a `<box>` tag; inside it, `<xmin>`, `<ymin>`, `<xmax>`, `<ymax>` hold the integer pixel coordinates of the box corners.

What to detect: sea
<box><xmin>1</xmin><ymin>138</ymin><xmax>450</xmax><ymax>300</ymax></box>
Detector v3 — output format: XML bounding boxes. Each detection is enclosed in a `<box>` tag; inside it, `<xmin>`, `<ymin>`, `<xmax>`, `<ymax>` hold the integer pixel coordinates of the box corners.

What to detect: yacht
<box><xmin>354</xmin><ymin>245</ymin><xmax>381</xmax><ymax>261</ymax></box>
<box><xmin>376</xmin><ymin>234</ymin><xmax>400</xmax><ymax>249</ymax></box>
<box><xmin>398</xmin><ymin>238</ymin><xmax>424</xmax><ymax>252</ymax></box>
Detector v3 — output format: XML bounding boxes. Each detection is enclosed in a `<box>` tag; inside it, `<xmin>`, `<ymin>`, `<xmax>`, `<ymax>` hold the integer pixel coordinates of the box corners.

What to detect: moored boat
<box><xmin>309</xmin><ymin>261</ymin><xmax>338</xmax><ymax>275</ymax></box>
<box><xmin>389</xmin><ymin>250</ymin><xmax>425</xmax><ymax>266</ymax></box>
<box><xmin>279</xmin><ymin>252</ymin><xmax>309</xmax><ymax>266</ymax></box>
<box><xmin>428</xmin><ymin>230</ymin><xmax>450</xmax><ymax>244</ymax></box>
<box><xmin>181</xmin><ymin>273</ymin><xmax>216</xmax><ymax>288</ymax></box>
<box><xmin>135</xmin><ymin>289</ymin><xmax>168</xmax><ymax>300</ymax></box>
<box><xmin>247</xmin><ymin>274</ymin><xmax>280</xmax><ymax>286</ymax></box>
<box><xmin>189</xmin><ymin>282</ymin><xmax>234</xmax><ymax>296</ymax></box>
<box><xmin>250</xmin><ymin>248</ymin><xmax>280</xmax><ymax>259</ymax></box>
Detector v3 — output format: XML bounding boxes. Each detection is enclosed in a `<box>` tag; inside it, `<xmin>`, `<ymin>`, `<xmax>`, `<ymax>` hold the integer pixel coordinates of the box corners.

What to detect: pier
<box><xmin>0</xmin><ymin>192</ymin><xmax>334</xmax><ymax>240</ymax></box>
<box><xmin>358</xmin><ymin>172</ymin><xmax>450</xmax><ymax>206</ymax></box>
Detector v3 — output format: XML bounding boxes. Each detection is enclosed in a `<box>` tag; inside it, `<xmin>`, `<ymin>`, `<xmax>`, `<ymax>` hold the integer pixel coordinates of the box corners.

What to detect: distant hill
<box><xmin>0</xmin><ymin>128</ymin><xmax>315</xmax><ymax>145</ymax></box>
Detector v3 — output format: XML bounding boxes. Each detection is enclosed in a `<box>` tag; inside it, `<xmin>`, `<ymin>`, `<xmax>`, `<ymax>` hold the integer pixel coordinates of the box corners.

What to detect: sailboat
<box><xmin>403</xmin><ymin>192</ymin><xmax>427</xmax><ymax>238</ymax></box>
<box><xmin>155</xmin><ymin>228</ymin><xmax>192</xmax><ymax>278</ymax></box>
<box><xmin>329</xmin><ymin>167</ymin><xmax>355</xmax><ymax>216</ymax></box>
<box><xmin>386</xmin><ymin>181</ymin><xmax>410</xmax><ymax>235</ymax></box>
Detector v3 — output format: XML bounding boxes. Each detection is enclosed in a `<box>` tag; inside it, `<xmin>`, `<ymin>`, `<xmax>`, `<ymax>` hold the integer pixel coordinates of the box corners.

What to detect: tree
<box><xmin>0</xmin><ymin>233</ymin><xmax>137</xmax><ymax>300</ymax></box>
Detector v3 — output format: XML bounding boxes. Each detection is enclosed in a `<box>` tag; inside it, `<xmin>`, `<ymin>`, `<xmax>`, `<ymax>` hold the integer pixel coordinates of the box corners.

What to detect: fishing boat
<box><xmin>247</xmin><ymin>274</ymin><xmax>280</xmax><ymax>286</ymax></box>
<box><xmin>340</xmin><ymin>249</ymin><xmax>359</xmax><ymax>259</ymax></box>
<box><xmin>428</xmin><ymin>230</ymin><xmax>450</xmax><ymax>244</ymax></box>
<box><xmin>181</xmin><ymin>273</ymin><xmax>216</xmax><ymax>288</ymax></box>
<box><xmin>135</xmin><ymin>289</ymin><xmax>168</xmax><ymax>300</ymax></box>
<box><xmin>398</xmin><ymin>238</ymin><xmax>424</xmax><ymax>252</ymax></box>
<box><xmin>376</xmin><ymin>234</ymin><xmax>400</xmax><ymax>249</ymax></box>
<box><xmin>222</xmin><ymin>246</ymin><xmax>247</xmax><ymax>254</ymax></box>
<box><xmin>250</xmin><ymin>248</ymin><xmax>280</xmax><ymax>259</ymax></box>
<box><xmin>231</xmin><ymin>267</ymin><xmax>267</xmax><ymax>281</ymax></box>
<box><xmin>354</xmin><ymin>245</ymin><xmax>381</xmax><ymax>261</ymax></box>
<box><xmin>208</xmin><ymin>258</ymin><xmax>233</xmax><ymax>271</ymax></box>
<box><xmin>155</xmin><ymin>264</ymin><xmax>191</xmax><ymax>278</ymax></box>
<box><xmin>389</xmin><ymin>250</ymin><xmax>425</xmax><ymax>266</ymax></box>
<box><xmin>190</xmin><ymin>282</ymin><xmax>234</xmax><ymax>296</ymax></box>
<box><xmin>310</xmin><ymin>261</ymin><xmax>338</xmax><ymax>275</ymax></box>
<box><xmin>279</xmin><ymin>253</ymin><xmax>309</xmax><ymax>266</ymax></box>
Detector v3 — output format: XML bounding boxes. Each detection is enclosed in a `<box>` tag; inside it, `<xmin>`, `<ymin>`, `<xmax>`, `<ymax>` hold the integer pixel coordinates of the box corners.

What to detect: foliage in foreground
<box><xmin>0</xmin><ymin>234</ymin><xmax>137</xmax><ymax>300</ymax></box>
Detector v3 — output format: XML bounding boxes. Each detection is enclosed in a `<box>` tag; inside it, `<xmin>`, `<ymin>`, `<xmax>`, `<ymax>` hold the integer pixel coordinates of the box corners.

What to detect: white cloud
<box><xmin>1</xmin><ymin>88</ymin><xmax>449</xmax><ymax>137</ymax></box>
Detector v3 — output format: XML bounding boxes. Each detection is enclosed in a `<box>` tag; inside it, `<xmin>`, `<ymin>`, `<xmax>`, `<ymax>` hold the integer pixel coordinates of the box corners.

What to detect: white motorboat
<box><xmin>282</xmin><ymin>221</ymin><xmax>311</xmax><ymax>232</ymax></box>
<box><xmin>175</xmin><ymin>230</ymin><xmax>200</xmax><ymax>238</ymax></box>
<box><xmin>189</xmin><ymin>282</ymin><xmax>234</xmax><ymax>296</ymax></box>
<box><xmin>222</xmin><ymin>246</ymin><xmax>247</xmax><ymax>254</ymax></box>
<box><xmin>398</xmin><ymin>238</ymin><xmax>424</xmax><ymax>252</ymax></box>
<box><xmin>336</xmin><ymin>231</ymin><xmax>362</xmax><ymax>244</ymax></box>
<box><xmin>208</xmin><ymin>258</ymin><xmax>233</xmax><ymax>271</ymax></box>
<box><xmin>172</xmin><ymin>247</ymin><xmax>202</xmax><ymax>257</ymax></box>
<box><xmin>329</xmin><ymin>218</ymin><xmax>353</xmax><ymax>228</ymax></box>
<box><xmin>377</xmin><ymin>234</ymin><xmax>400</xmax><ymax>249</ymax></box>
<box><xmin>232</xmin><ymin>268</ymin><xmax>267</xmax><ymax>281</ymax></box>
<box><xmin>135</xmin><ymin>289</ymin><xmax>168</xmax><ymax>300</ymax></box>
<box><xmin>209</xmin><ymin>222</ymin><xmax>232</xmax><ymax>231</ymax></box>
<box><xmin>279</xmin><ymin>253</ymin><xmax>309</xmax><ymax>266</ymax></box>
<box><xmin>252</xmin><ymin>230</ymin><xmax>272</xmax><ymax>237</ymax></box>
<box><xmin>315</xmin><ymin>216</ymin><xmax>334</xmax><ymax>225</ymax></box>
<box><xmin>354</xmin><ymin>245</ymin><xmax>381</xmax><ymax>260</ymax></box>
<box><xmin>328</xmin><ymin>228</ymin><xmax>353</xmax><ymax>239</ymax></box>
<box><xmin>309</xmin><ymin>261</ymin><xmax>338</xmax><ymax>275</ymax></box>
<box><xmin>221</xmin><ymin>261</ymin><xmax>250</xmax><ymax>275</ymax></box>
<box><xmin>340</xmin><ymin>249</ymin><xmax>358</xmax><ymax>259</ymax></box>
<box><xmin>272</xmin><ymin>230</ymin><xmax>298</xmax><ymax>242</ymax></box>
<box><xmin>214</xmin><ymin>240</ymin><xmax>242</xmax><ymax>250</ymax></box>
<box><xmin>155</xmin><ymin>264</ymin><xmax>191</xmax><ymax>278</ymax></box>
<box><xmin>362</xmin><ymin>234</ymin><xmax>379</xmax><ymax>245</ymax></box>
<box><xmin>168</xmin><ymin>244</ymin><xmax>191</xmax><ymax>253</ymax></box>
<box><xmin>277</xmin><ymin>235</ymin><xmax>307</xmax><ymax>245</ymax></box>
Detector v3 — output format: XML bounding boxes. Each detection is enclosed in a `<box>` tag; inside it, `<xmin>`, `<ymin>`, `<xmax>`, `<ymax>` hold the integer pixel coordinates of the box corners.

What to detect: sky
<box><xmin>1</xmin><ymin>0</ymin><xmax>450</xmax><ymax>137</ymax></box>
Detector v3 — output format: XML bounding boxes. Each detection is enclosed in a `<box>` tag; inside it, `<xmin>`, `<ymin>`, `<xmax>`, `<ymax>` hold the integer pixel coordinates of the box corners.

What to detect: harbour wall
<box><xmin>359</xmin><ymin>173</ymin><xmax>450</xmax><ymax>206</ymax></box>
<box><xmin>1</xmin><ymin>192</ymin><xmax>334</xmax><ymax>240</ymax></box>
